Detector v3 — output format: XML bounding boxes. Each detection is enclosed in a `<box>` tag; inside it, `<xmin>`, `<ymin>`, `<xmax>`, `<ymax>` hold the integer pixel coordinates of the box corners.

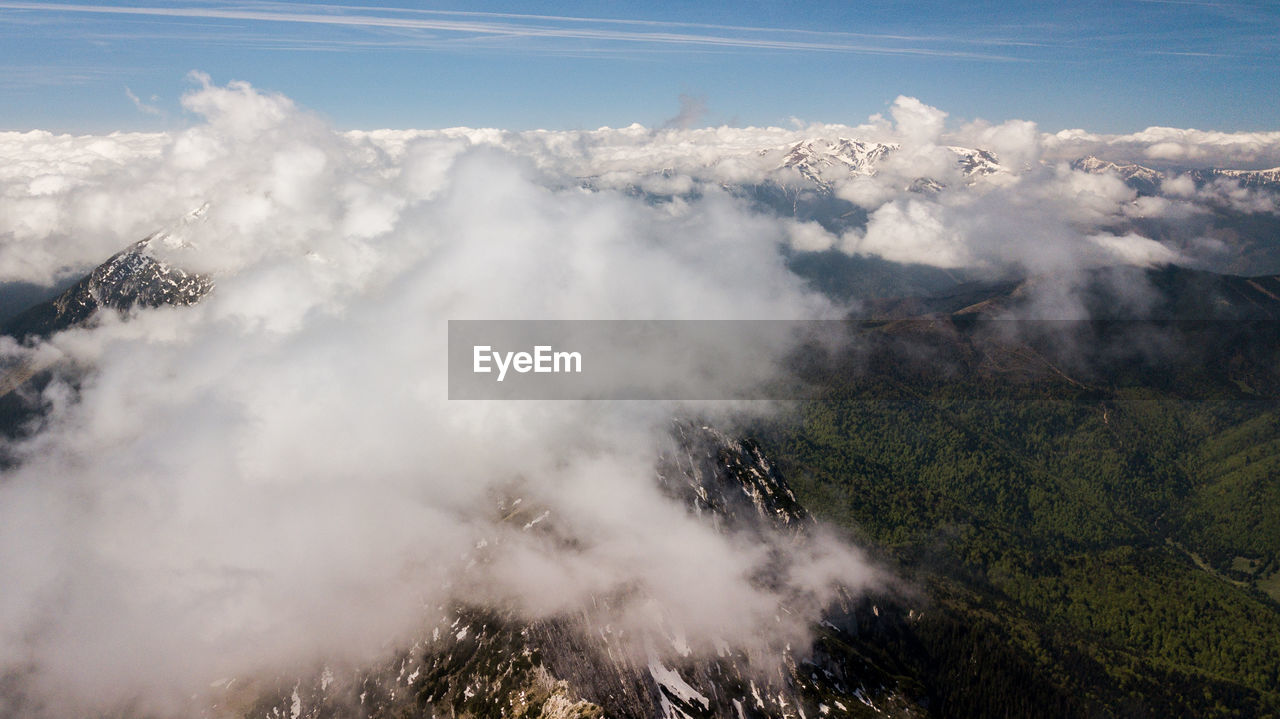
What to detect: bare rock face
<box><xmin>1</xmin><ymin>233</ymin><xmax>213</xmax><ymax>341</ymax></box>
<box><xmin>1</xmin><ymin>211</ymin><xmax>215</xmax><ymax>443</ymax></box>
<box><xmin>243</xmin><ymin>424</ymin><xmax>924</xmax><ymax>719</ymax></box>
<box><xmin>780</xmin><ymin>138</ymin><xmax>897</xmax><ymax>187</ymax></box>
<box><xmin>778</xmin><ymin>138</ymin><xmax>1001</xmax><ymax>194</ymax></box>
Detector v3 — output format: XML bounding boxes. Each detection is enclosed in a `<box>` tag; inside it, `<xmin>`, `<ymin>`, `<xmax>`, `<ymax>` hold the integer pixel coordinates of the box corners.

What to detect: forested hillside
<box><xmin>765</xmin><ymin>393</ymin><xmax>1280</xmax><ymax>717</ymax></box>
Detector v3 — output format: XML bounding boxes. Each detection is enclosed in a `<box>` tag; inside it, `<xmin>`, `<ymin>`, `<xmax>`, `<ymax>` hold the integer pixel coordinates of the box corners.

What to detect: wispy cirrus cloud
<box><xmin>0</xmin><ymin>63</ymin><xmax>123</xmax><ymax>88</ymax></box>
<box><xmin>0</xmin><ymin>1</ymin><xmax>1028</xmax><ymax>60</ymax></box>
<box><xmin>125</xmin><ymin>86</ymin><xmax>164</xmax><ymax>116</ymax></box>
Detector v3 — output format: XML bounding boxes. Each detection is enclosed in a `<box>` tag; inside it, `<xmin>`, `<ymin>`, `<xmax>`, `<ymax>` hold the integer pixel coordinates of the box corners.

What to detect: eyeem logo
<box><xmin>473</xmin><ymin>345</ymin><xmax>583</xmax><ymax>382</ymax></box>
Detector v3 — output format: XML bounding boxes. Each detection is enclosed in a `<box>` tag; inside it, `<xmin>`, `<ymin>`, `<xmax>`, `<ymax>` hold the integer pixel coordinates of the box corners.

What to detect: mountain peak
<box><xmin>779</xmin><ymin>138</ymin><xmax>1002</xmax><ymax>190</ymax></box>
<box><xmin>1</xmin><ymin>212</ymin><xmax>213</xmax><ymax>341</ymax></box>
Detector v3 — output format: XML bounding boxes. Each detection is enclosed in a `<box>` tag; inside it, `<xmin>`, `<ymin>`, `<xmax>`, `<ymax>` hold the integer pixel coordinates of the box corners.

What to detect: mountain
<box><xmin>0</xmin><ymin>209</ymin><xmax>212</xmax><ymax>449</ymax></box>
<box><xmin>6</xmin><ymin>213</ymin><xmax>1280</xmax><ymax>717</ymax></box>
<box><xmin>227</xmin><ymin>265</ymin><xmax>1280</xmax><ymax>719</ymax></box>
<box><xmin>778</xmin><ymin>138</ymin><xmax>896</xmax><ymax>185</ymax></box>
<box><xmin>233</xmin><ymin>424</ymin><xmax>932</xmax><ymax>719</ymax></box>
<box><xmin>829</xmin><ymin>265</ymin><xmax>1280</xmax><ymax>402</ymax></box>
<box><xmin>767</xmin><ymin>268</ymin><xmax>1280</xmax><ymax>717</ymax></box>
<box><xmin>860</xmin><ymin>266</ymin><xmax>1280</xmax><ymax>321</ymax></box>
<box><xmin>1211</xmin><ymin>167</ymin><xmax>1280</xmax><ymax>188</ymax></box>
<box><xmin>948</xmin><ymin>147</ymin><xmax>1001</xmax><ymax>178</ymax></box>
<box><xmin>0</xmin><ymin>207</ymin><xmax>213</xmax><ymax>341</ymax></box>
<box><xmin>771</xmin><ymin>389</ymin><xmax>1280</xmax><ymax>717</ymax></box>
<box><xmin>776</xmin><ymin>139</ymin><xmax>1001</xmax><ymax>192</ymax></box>
<box><xmin>0</xmin><ymin>225</ymin><xmax>942</xmax><ymax>718</ymax></box>
<box><xmin>1072</xmin><ymin>156</ymin><xmax>1280</xmax><ymax>195</ymax></box>
<box><xmin>1070</xmin><ymin>157</ymin><xmax>1165</xmax><ymax>195</ymax></box>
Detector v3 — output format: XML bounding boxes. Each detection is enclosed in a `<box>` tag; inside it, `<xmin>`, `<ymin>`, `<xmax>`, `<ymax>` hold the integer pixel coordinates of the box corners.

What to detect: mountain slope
<box><xmin>777</xmin><ymin>139</ymin><xmax>1001</xmax><ymax>192</ymax></box>
<box><xmin>1072</xmin><ymin>155</ymin><xmax>1280</xmax><ymax>194</ymax></box>
<box><xmin>764</xmin><ymin>271</ymin><xmax>1280</xmax><ymax>717</ymax></box>
<box><xmin>0</xmin><ymin>232</ymin><xmax>212</xmax><ymax>341</ymax></box>
<box><xmin>238</xmin><ymin>423</ymin><xmax>929</xmax><ymax>719</ymax></box>
<box><xmin>0</xmin><ymin>213</ymin><xmax>213</xmax><ymax>448</ymax></box>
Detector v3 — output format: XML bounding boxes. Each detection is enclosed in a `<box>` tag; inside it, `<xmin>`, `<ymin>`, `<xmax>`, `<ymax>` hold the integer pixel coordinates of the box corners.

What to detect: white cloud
<box><xmin>1088</xmin><ymin>231</ymin><xmax>1182</xmax><ymax>266</ymax></box>
<box><xmin>1044</xmin><ymin>125</ymin><xmax>1280</xmax><ymax>169</ymax></box>
<box><xmin>889</xmin><ymin>95</ymin><xmax>947</xmax><ymax>146</ymax></box>
<box><xmin>4</xmin><ymin>80</ymin><xmax>1280</xmax><ymax>716</ymax></box>
<box><xmin>7</xmin><ymin>91</ymin><xmax>1278</xmax><ymax>302</ymax></box>
<box><xmin>786</xmin><ymin>220</ymin><xmax>838</xmax><ymax>252</ymax></box>
<box><xmin>0</xmin><ymin>78</ymin><xmax>872</xmax><ymax>718</ymax></box>
<box><xmin>842</xmin><ymin>198</ymin><xmax>971</xmax><ymax>268</ymax></box>
<box><xmin>125</xmin><ymin>86</ymin><xmax>163</xmax><ymax>117</ymax></box>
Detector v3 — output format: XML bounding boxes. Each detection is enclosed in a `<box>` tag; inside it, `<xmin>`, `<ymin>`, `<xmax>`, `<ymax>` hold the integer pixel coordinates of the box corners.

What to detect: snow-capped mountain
<box><xmin>1071</xmin><ymin>156</ymin><xmax>1163</xmax><ymax>185</ymax></box>
<box><xmin>775</xmin><ymin>138</ymin><xmax>1002</xmax><ymax>192</ymax></box>
<box><xmin>1</xmin><ymin>205</ymin><xmax>213</xmax><ymax>340</ymax></box>
<box><xmin>1072</xmin><ymin>155</ymin><xmax>1280</xmax><ymax>194</ymax></box>
<box><xmin>0</xmin><ymin>208</ymin><xmax>214</xmax><ymax>433</ymax></box>
<box><xmin>778</xmin><ymin>138</ymin><xmax>897</xmax><ymax>185</ymax></box>
<box><xmin>949</xmin><ymin>147</ymin><xmax>1001</xmax><ymax>177</ymax></box>
<box><xmin>1213</xmin><ymin>166</ymin><xmax>1280</xmax><ymax>187</ymax></box>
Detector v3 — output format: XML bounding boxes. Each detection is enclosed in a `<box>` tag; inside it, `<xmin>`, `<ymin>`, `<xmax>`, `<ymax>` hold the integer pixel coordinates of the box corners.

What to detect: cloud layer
<box><xmin>6</xmin><ymin>89</ymin><xmax>1279</xmax><ymax>291</ymax></box>
<box><xmin>0</xmin><ymin>77</ymin><xmax>865</xmax><ymax>717</ymax></box>
<box><xmin>1</xmin><ymin>79</ymin><xmax>1279</xmax><ymax>717</ymax></box>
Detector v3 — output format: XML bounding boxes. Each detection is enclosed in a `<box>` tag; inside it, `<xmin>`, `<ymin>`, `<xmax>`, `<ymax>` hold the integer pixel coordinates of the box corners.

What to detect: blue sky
<box><xmin>0</xmin><ymin>0</ymin><xmax>1277</xmax><ymax>134</ymax></box>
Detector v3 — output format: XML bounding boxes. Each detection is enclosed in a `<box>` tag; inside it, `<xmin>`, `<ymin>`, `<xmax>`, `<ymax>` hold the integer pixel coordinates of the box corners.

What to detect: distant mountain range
<box><xmin>862</xmin><ymin>266</ymin><xmax>1280</xmax><ymax>321</ymax></box>
<box><xmin>772</xmin><ymin>138</ymin><xmax>1000</xmax><ymax>192</ymax></box>
<box><xmin>1071</xmin><ymin>157</ymin><xmax>1280</xmax><ymax>195</ymax></box>
<box><xmin>828</xmin><ymin>266</ymin><xmax>1280</xmax><ymax>402</ymax></box>
<box><xmin>765</xmin><ymin>137</ymin><xmax>1280</xmax><ymax>196</ymax></box>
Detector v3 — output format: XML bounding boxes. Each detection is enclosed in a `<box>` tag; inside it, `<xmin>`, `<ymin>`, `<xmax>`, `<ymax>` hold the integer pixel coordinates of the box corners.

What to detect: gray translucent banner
<box><xmin>448</xmin><ymin>320</ymin><xmax>839</xmax><ymax>400</ymax></box>
<box><xmin>448</xmin><ymin>319</ymin><xmax>1280</xmax><ymax>400</ymax></box>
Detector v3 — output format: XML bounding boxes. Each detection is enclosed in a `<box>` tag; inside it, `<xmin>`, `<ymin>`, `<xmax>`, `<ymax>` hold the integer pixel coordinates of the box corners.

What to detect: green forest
<box><xmin>761</xmin><ymin>394</ymin><xmax>1280</xmax><ymax>717</ymax></box>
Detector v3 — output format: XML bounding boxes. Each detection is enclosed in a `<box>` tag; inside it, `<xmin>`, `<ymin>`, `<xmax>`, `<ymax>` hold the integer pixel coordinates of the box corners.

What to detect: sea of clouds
<box><xmin>0</xmin><ymin>76</ymin><xmax>858</xmax><ymax>717</ymax></box>
<box><xmin>1</xmin><ymin>75</ymin><xmax>1278</xmax><ymax>716</ymax></box>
